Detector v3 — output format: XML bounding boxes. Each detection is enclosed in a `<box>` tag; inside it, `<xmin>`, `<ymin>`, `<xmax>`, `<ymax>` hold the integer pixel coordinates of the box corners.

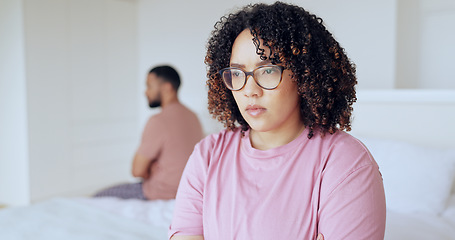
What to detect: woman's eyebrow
<box><xmin>230</xmin><ymin>63</ymin><xmax>245</xmax><ymax>68</ymax></box>
<box><xmin>256</xmin><ymin>60</ymin><xmax>272</xmax><ymax>66</ymax></box>
<box><xmin>230</xmin><ymin>60</ymin><xmax>273</xmax><ymax>68</ymax></box>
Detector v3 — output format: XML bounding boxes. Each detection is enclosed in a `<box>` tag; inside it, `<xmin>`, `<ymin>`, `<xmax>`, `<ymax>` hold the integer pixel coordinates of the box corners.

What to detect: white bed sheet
<box><xmin>385</xmin><ymin>195</ymin><xmax>455</xmax><ymax>240</ymax></box>
<box><xmin>0</xmin><ymin>197</ymin><xmax>173</xmax><ymax>240</ymax></box>
<box><xmin>74</xmin><ymin>197</ymin><xmax>174</xmax><ymax>229</ymax></box>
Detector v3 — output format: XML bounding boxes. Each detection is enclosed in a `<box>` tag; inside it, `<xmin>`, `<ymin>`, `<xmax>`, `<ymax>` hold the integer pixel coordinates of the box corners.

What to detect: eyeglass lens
<box><xmin>221</xmin><ymin>66</ymin><xmax>282</xmax><ymax>90</ymax></box>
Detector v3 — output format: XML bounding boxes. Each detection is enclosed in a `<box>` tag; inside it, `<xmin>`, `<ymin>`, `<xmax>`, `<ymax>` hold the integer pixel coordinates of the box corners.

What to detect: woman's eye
<box><xmin>261</xmin><ymin>68</ymin><xmax>274</xmax><ymax>75</ymax></box>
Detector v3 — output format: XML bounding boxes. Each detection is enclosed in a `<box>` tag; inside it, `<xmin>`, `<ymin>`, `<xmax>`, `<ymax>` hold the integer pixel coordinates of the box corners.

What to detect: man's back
<box><xmin>137</xmin><ymin>102</ymin><xmax>204</xmax><ymax>199</ymax></box>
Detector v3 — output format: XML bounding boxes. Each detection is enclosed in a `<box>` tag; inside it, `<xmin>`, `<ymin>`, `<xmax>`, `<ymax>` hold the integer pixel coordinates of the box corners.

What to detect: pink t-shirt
<box><xmin>137</xmin><ymin>102</ymin><xmax>204</xmax><ymax>200</ymax></box>
<box><xmin>169</xmin><ymin>127</ymin><xmax>386</xmax><ymax>239</ymax></box>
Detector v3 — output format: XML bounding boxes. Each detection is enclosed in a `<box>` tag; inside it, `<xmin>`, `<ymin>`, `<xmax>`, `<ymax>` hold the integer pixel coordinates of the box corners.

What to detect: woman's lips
<box><xmin>245</xmin><ymin>105</ymin><xmax>266</xmax><ymax>117</ymax></box>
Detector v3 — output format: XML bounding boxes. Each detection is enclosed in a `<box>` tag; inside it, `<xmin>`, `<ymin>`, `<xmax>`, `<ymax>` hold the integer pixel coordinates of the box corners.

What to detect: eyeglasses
<box><xmin>219</xmin><ymin>65</ymin><xmax>285</xmax><ymax>91</ymax></box>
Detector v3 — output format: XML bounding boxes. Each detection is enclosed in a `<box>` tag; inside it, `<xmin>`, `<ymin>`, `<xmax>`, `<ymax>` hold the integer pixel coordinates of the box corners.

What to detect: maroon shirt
<box><xmin>137</xmin><ymin>102</ymin><xmax>204</xmax><ymax>199</ymax></box>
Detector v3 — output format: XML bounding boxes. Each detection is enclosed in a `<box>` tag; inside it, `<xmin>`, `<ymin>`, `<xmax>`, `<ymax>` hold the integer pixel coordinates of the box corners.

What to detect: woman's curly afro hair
<box><xmin>205</xmin><ymin>1</ymin><xmax>357</xmax><ymax>139</ymax></box>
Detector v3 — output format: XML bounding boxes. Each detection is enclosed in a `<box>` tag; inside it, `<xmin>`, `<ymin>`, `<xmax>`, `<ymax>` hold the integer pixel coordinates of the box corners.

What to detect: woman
<box><xmin>169</xmin><ymin>2</ymin><xmax>386</xmax><ymax>239</ymax></box>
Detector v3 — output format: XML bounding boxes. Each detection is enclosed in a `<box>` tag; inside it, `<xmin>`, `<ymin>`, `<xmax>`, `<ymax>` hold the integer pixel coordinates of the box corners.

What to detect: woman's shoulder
<box><xmin>187</xmin><ymin>127</ymin><xmax>243</xmax><ymax>168</ymax></box>
<box><xmin>317</xmin><ymin>131</ymin><xmax>384</xmax><ymax>208</ymax></box>
<box><xmin>195</xmin><ymin>127</ymin><xmax>243</xmax><ymax>153</ymax></box>
<box><xmin>314</xmin><ymin>130</ymin><xmax>377</xmax><ymax>170</ymax></box>
<box><xmin>314</xmin><ymin>130</ymin><xmax>370</xmax><ymax>154</ymax></box>
<box><xmin>203</xmin><ymin>127</ymin><xmax>242</xmax><ymax>144</ymax></box>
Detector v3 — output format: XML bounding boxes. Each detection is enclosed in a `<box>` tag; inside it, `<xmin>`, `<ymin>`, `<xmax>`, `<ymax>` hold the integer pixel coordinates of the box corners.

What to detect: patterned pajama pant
<box><xmin>93</xmin><ymin>182</ymin><xmax>147</xmax><ymax>200</ymax></box>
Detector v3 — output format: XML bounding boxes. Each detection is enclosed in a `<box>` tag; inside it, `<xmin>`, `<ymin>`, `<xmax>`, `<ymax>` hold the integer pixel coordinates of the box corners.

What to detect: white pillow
<box><xmin>358</xmin><ymin>137</ymin><xmax>455</xmax><ymax>215</ymax></box>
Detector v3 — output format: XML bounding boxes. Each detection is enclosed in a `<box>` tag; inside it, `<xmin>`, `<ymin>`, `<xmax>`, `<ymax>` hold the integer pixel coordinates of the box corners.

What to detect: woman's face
<box><xmin>230</xmin><ymin>29</ymin><xmax>303</xmax><ymax>135</ymax></box>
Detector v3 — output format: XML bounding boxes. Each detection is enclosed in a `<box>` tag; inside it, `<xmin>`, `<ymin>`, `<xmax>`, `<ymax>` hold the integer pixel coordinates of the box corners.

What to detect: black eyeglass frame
<box><xmin>219</xmin><ymin>65</ymin><xmax>285</xmax><ymax>91</ymax></box>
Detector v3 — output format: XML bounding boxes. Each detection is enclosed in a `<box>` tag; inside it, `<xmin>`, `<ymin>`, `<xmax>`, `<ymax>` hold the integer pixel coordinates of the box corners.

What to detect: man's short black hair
<box><xmin>149</xmin><ymin>65</ymin><xmax>181</xmax><ymax>91</ymax></box>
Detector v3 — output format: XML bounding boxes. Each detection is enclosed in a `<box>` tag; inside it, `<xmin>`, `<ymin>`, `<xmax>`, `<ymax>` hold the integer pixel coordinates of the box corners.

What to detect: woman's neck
<box><xmin>249</xmin><ymin>121</ymin><xmax>305</xmax><ymax>151</ymax></box>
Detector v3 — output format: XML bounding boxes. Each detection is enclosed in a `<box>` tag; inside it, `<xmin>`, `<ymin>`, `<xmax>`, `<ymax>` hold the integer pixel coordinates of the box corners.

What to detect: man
<box><xmin>95</xmin><ymin>65</ymin><xmax>204</xmax><ymax>200</ymax></box>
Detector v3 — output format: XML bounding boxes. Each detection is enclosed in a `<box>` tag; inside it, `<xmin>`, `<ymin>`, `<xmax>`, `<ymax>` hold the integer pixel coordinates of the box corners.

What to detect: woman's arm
<box><xmin>318</xmin><ymin>162</ymin><xmax>386</xmax><ymax>239</ymax></box>
<box><xmin>169</xmin><ymin>136</ymin><xmax>214</xmax><ymax>238</ymax></box>
<box><xmin>317</xmin><ymin>137</ymin><xmax>386</xmax><ymax>239</ymax></box>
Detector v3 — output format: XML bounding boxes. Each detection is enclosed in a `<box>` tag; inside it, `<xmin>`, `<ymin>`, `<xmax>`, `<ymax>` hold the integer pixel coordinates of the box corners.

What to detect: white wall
<box><xmin>22</xmin><ymin>0</ymin><xmax>139</xmax><ymax>202</ymax></box>
<box><xmin>300</xmin><ymin>0</ymin><xmax>397</xmax><ymax>89</ymax></box>
<box><xmin>137</xmin><ymin>0</ymin><xmax>241</xmax><ymax>134</ymax></box>
<box><xmin>137</xmin><ymin>0</ymin><xmax>397</xmax><ymax>133</ymax></box>
<box><xmin>396</xmin><ymin>0</ymin><xmax>455</xmax><ymax>89</ymax></box>
<box><xmin>0</xmin><ymin>0</ymin><xmax>30</xmax><ymax>206</ymax></box>
<box><xmin>396</xmin><ymin>0</ymin><xmax>421</xmax><ymax>88</ymax></box>
<box><xmin>419</xmin><ymin>0</ymin><xmax>455</xmax><ymax>89</ymax></box>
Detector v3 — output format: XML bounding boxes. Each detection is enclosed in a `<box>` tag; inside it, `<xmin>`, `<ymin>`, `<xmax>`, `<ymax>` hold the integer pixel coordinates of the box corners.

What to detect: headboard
<box><xmin>351</xmin><ymin>89</ymin><xmax>455</xmax><ymax>196</ymax></box>
<box><xmin>350</xmin><ymin>90</ymin><xmax>455</xmax><ymax>149</ymax></box>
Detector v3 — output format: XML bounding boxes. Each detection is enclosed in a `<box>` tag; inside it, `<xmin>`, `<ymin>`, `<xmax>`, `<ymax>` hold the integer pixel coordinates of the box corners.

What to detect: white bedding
<box><xmin>385</xmin><ymin>195</ymin><xmax>455</xmax><ymax>240</ymax></box>
<box><xmin>0</xmin><ymin>197</ymin><xmax>173</xmax><ymax>240</ymax></box>
<box><xmin>1</xmin><ymin>195</ymin><xmax>455</xmax><ymax>240</ymax></box>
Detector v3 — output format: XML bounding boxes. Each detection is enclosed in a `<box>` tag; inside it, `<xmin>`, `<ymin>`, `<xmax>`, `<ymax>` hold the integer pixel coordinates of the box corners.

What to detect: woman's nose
<box><xmin>242</xmin><ymin>75</ymin><xmax>263</xmax><ymax>97</ymax></box>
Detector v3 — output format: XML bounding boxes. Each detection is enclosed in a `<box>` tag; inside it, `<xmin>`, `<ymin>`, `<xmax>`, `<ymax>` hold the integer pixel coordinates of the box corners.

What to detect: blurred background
<box><xmin>1</xmin><ymin>0</ymin><xmax>454</xmax><ymax>206</ymax></box>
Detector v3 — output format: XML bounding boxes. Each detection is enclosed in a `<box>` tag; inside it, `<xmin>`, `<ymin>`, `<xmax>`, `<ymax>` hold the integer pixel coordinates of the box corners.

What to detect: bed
<box><xmin>1</xmin><ymin>89</ymin><xmax>455</xmax><ymax>240</ymax></box>
<box><xmin>351</xmin><ymin>90</ymin><xmax>455</xmax><ymax>239</ymax></box>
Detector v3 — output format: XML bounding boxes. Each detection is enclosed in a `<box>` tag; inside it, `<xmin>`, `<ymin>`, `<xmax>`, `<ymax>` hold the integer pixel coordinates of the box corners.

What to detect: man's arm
<box><xmin>132</xmin><ymin>153</ymin><xmax>153</xmax><ymax>179</ymax></box>
<box><xmin>133</xmin><ymin>117</ymin><xmax>162</xmax><ymax>179</ymax></box>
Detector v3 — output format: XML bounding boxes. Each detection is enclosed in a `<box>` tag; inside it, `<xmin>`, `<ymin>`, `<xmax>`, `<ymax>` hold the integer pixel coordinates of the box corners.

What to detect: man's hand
<box><xmin>317</xmin><ymin>233</ymin><xmax>324</xmax><ymax>240</ymax></box>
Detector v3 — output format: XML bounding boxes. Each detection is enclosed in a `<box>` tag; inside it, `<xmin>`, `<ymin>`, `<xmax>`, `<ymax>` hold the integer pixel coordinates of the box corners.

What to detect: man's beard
<box><xmin>148</xmin><ymin>91</ymin><xmax>162</xmax><ymax>108</ymax></box>
<box><xmin>149</xmin><ymin>99</ymin><xmax>161</xmax><ymax>108</ymax></box>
